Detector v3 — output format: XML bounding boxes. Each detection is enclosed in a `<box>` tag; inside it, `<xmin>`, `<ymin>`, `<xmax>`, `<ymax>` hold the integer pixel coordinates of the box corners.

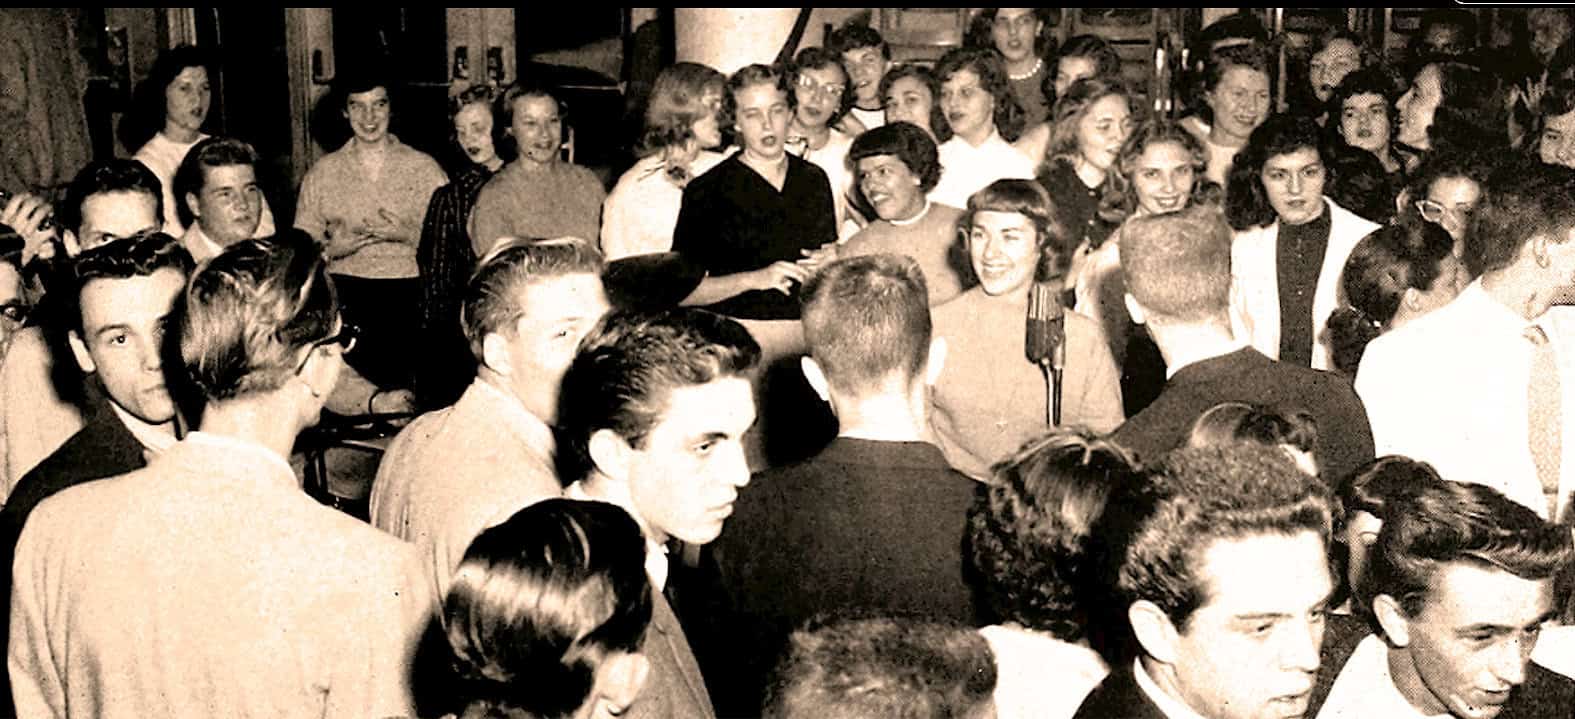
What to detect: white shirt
<box><xmin>793</xmin><ymin>127</ymin><xmax>859</xmax><ymax>240</ymax></box>
<box><xmin>848</xmin><ymin>106</ymin><xmax>885</xmax><ymax>132</ymax></box>
<box><xmin>601</xmin><ymin>150</ymin><xmax>724</xmax><ymax>261</ymax></box>
<box><xmin>108</xmin><ymin>402</ymin><xmax>178</xmax><ymax>456</ymax></box>
<box><xmin>1317</xmin><ymin>635</ymin><xmax>1446</xmax><ymax>718</ymax></box>
<box><xmin>980</xmin><ymin>624</ymin><xmax>1107</xmax><ymax>719</ymax></box>
<box><xmin>181</xmin><ymin>221</ymin><xmax>226</xmax><ymax>263</ymax></box>
<box><xmin>1356</xmin><ymin>280</ymin><xmax>1575</xmax><ymax>519</ymax></box>
<box><xmin>930</xmin><ymin>130</ymin><xmax>1037</xmax><ymax>210</ymax></box>
<box><xmin>1133</xmin><ymin>658</ymin><xmax>1211</xmax><ymax>719</ymax></box>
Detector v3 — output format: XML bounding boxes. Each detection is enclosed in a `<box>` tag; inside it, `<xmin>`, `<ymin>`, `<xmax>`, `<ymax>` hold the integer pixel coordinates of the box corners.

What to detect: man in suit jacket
<box><xmin>557</xmin><ymin>308</ymin><xmax>765</xmax><ymax>719</ymax></box>
<box><xmin>1111</xmin><ymin>207</ymin><xmax>1374</xmax><ymax>481</ymax></box>
<box><xmin>713</xmin><ymin>255</ymin><xmax>978</xmax><ymax>713</ymax></box>
<box><xmin>10</xmin><ymin>235</ymin><xmax>429</xmax><ymax>718</ymax></box>
<box><xmin>1073</xmin><ymin>445</ymin><xmax>1335</xmax><ymax>719</ymax></box>
<box><xmin>1308</xmin><ymin>480</ymin><xmax>1575</xmax><ymax>718</ymax></box>
<box><xmin>371</xmin><ymin>237</ymin><xmax>610</xmax><ymax>602</ymax></box>
<box><xmin>0</xmin><ymin>233</ymin><xmax>192</xmax><ymax>715</ymax></box>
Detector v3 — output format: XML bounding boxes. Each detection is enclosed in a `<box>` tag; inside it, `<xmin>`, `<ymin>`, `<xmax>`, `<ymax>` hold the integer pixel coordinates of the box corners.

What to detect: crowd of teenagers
<box><xmin>1</xmin><ymin>7</ymin><xmax>1575</xmax><ymax>719</ymax></box>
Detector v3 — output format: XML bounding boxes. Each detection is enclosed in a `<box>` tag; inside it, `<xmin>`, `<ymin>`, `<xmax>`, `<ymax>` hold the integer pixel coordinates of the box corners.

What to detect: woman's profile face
<box><xmin>1396</xmin><ymin>64</ymin><xmax>1441</xmax><ymax>149</ymax></box>
<box><xmin>165</xmin><ymin>65</ymin><xmax>211</xmax><ymax>135</ymax></box>
<box><xmin>691</xmin><ymin>86</ymin><xmax>724</xmax><ymax>150</ymax></box>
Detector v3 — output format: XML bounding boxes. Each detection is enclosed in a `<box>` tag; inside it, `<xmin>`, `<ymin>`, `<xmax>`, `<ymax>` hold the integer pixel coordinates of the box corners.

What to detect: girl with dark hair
<box><xmin>929</xmin><ymin>179</ymin><xmax>1124</xmax><ymax>479</ymax></box>
<box><xmin>1395</xmin><ymin>60</ymin><xmax>1509</xmax><ymax>159</ymax></box>
<box><xmin>1327</xmin><ymin>221</ymin><xmax>1465</xmax><ymax>375</ymax></box>
<box><xmin>929</xmin><ymin>48</ymin><xmax>1037</xmax><ymax>209</ymax></box>
<box><xmin>126</xmin><ymin>45</ymin><xmax>276</xmax><ymax>237</ymax></box>
<box><xmin>968</xmin><ymin>429</ymin><xmax>1134</xmax><ymax>718</ymax></box>
<box><xmin>880</xmin><ymin>64</ymin><xmax>950</xmax><ymax>143</ymax></box>
<box><xmin>1227</xmin><ymin>114</ymin><xmax>1381</xmax><ymax>371</ymax></box>
<box><xmin>967</xmin><ymin>8</ymin><xmax>1060</xmax><ymax>127</ymax></box>
<box><xmin>1328</xmin><ymin>65</ymin><xmax>1416</xmax><ymax>177</ymax></box>
<box><xmin>444</xmin><ymin>498</ymin><xmax>653</xmax><ymax>719</ymax></box>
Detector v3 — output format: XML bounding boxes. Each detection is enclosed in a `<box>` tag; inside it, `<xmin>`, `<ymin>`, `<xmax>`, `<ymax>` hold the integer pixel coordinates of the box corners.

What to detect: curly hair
<box><xmin>879</xmin><ymin>64</ymin><xmax>951</xmax><ymax>142</ymax></box>
<box><xmin>966</xmin><ymin>430</ymin><xmax>1139</xmax><ymax>639</ymax></box>
<box><xmin>1103</xmin><ymin>118</ymin><xmax>1220</xmax><ymax>221</ymax></box>
<box><xmin>1225</xmin><ymin>114</ymin><xmax>1329</xmax><ymax>231</ymax></box>
<box><xmin>934</xmin><ymin>46</ymin><xmax>1027</xmax><ymax>142</ymax></box>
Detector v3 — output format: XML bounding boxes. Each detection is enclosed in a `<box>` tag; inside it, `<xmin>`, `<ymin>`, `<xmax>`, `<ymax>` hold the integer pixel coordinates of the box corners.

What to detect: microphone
<box><xmin>1027</xmin><ymin>280</ymin><xmax>1066</xmax><ymax>425</ymax></box>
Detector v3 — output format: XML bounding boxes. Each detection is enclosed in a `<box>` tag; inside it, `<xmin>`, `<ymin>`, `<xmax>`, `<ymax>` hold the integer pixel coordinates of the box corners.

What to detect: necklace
<box><xmin>1008</xmin><ymin>57</ymin><xmax>1043</xmax><ymax>82</ymax></box>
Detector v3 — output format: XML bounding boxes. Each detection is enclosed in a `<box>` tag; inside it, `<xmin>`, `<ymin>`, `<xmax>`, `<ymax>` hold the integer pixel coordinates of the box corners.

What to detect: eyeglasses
<box><xmin>1415</xmin><ymin>199</ymin><xmax>1473</xmax><ymax>225</ymax></box>
<box><xmin>0</xmin><ymin>301</ymin><xmax>28</xmax><ymax>326</ymax></box>
<box><xmin>796</xmin><ymin>75</ymin><xmax>845</xmax><ymax>100</ymax></box>
<box><xmin>295</xmin><ymin>322</ymin><xmax>359</xmax><ymax>374</ymax></box>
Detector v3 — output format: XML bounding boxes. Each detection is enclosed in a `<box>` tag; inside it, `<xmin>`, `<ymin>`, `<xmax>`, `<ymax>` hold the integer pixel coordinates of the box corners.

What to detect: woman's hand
<box><xmin>750</xmin><ymin>261</ymin><xmax>811</xmax><ymax>295</ymax></box>
<box><xmin>0</xmin><ymin>192</ymin><xmax>58</xmax><ymax>264</ymax></box>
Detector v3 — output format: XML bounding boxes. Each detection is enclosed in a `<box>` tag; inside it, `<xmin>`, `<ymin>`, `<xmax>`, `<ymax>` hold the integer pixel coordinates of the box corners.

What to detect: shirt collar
<box><xmin>183</xmin><ymin>431</ymin><xmax>296</xmax><ymax>488</ymax></box>
<box><xmin>1134</xmin><ymin>658</ymin><xmax>1212</xmax><ymax>719</ymax></box>
<box><xmin>473</xmin><ymin>378</ymin><xmax>556</xmax><ymax>455</ymax></box>
<box><xmin>108</xmin><ymin>401</ymin><xmax>180</xmax><ymax>456</ymax></box>
<box><xmin>1166</xmin><ymin>339</ymin><xmax>1250</xmax><ymax>379</ymax></box>
<box><xmin>181</xmin><ymin>222</ymin><xmax>225</xmax><ymax>263</ymax></box>
<box><xmin>1321</xmin><ymin>635</ymin><xmax>1450</xmax><ymax>718</ymax></box>
<box><xmin>563</xmin><ymin>478</ymin><xmax>670</xmax><ymax>591</ymax></box>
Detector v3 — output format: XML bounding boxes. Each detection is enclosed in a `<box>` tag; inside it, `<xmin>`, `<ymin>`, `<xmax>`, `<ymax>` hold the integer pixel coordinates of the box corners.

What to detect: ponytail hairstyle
<box><xmin>1327</xmin><ymin>221</ymin><xmax>1455</xmax><ymax>375</ymax></box>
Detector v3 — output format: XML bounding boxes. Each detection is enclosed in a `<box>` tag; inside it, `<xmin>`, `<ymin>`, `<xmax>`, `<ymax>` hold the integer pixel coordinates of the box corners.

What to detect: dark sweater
<box><xmin>1112</xmin><ymin>347</ymin><xmax>1375</xmax><ymax>482</ymax></box>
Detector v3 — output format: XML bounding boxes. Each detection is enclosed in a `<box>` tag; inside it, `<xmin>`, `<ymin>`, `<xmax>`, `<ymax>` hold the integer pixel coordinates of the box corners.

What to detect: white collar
<box><xmin>1165</xmin><ymin>338</ymin><xmax>1250</xmax><ymax>379</ymax></box>
<box><xmin>563</xmin><ymin>478</ymin><xmax>671</xmax><ymax>591</ymax></box>
<box><xmin>1133</xmin><ymin>659</ymin><xmax>1212</xmax><ymax>719</ymax></box>
<box><xmin>108</xmin><ymin>402</ymin><xmax>179</xmax><ymax>456</ymax></box>
<box><xmin>184</xmin><ymin>431</ymin><xmax>296</xmax><ymax>487</ymax></box>
<box><xmin>1320</xmin><ymin>635</ymin><xmax>1449</xmax><ymax>719</ymax></box>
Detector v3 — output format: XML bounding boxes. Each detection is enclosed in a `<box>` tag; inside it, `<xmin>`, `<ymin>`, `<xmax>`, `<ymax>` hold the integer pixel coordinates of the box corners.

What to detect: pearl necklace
<box><xmin>1008</xmin><ymin>57</ymin><xmax>1043</xmax><ymax>82</ymax></box>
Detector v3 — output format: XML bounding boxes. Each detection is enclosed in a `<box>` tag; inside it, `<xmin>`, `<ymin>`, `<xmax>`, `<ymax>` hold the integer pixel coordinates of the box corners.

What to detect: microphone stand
<box><xmin>1026</xmin><ymin>282</ymin><xmax>1066</xmax><ymax>426</ymax></box>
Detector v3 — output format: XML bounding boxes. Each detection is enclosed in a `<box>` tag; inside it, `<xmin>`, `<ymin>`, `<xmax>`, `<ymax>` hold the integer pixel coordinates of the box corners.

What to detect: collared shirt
<box><xmin>108</xmin><ymin>402</ymin><xmax>178</xmax><ymax>457</ymax></box>
<box><xmin>1134</xmin><ymin>659</ymin><xmax>1212</xmax><ymax>719</ymax></box>
<box><xmin>1357</xmin><ymin>280</ymin><xmax>1575</xmax><ymax>518</ymax></box>
<box><xmin>563</xmin><ymin>478</ymin><xmax>670</xmax><ymax>592</ymax></box>
<box><xmin>1318</xmin><ymin>635</ymin><xmax>1446</xmax><ymax>718</ymax></box>
<box><xmin>930</xmin><ymin>130</ymin><xmax>1036</xmax><ymax>210</ymax></box>
<box><xmin>180</xmin><ymin>221</ymin><xmax>226</xmax><ymax>263</ymax></box>
<box><xmin>185</xmin><ymin>431</ymin><xmax>296</xmax><ymax>485</ymax></box>
<box><xmin>981</xmin><ymin>624</ymin><xmax>1107</xmax><ymax>719</ymax></box>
